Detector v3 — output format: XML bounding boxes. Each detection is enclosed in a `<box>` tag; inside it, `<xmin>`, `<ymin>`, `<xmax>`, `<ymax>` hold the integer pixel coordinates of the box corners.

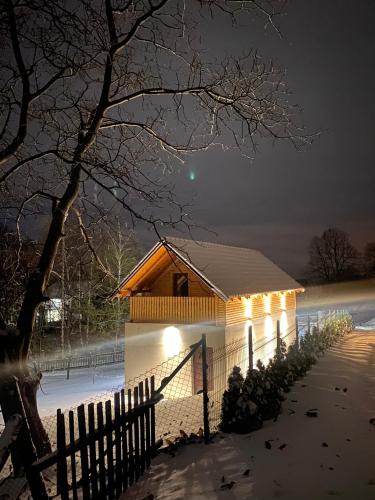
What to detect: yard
<box><xmin>122</xmin><ymin>330</ymin><xmax>375</xmax><ymax>500</ymax></box>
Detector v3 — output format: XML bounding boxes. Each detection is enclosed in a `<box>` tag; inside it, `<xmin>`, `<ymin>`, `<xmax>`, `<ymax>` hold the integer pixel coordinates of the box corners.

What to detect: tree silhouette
<box><xmin>308</xmin><ymin>228</ymin><xmax>358</xmax><ymax>283</ymax></box>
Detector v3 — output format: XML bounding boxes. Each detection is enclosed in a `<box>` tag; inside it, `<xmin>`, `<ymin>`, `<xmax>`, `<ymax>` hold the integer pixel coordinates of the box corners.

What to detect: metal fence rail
<box><xmin>32</xmin><ymin>350</ymin><xmax>125</xmax><ymax>373</ymax></box>
<box><xmin>296</xmin><ymin>309</ymin><xmax>346</xmax><ymax>337</ymax></box>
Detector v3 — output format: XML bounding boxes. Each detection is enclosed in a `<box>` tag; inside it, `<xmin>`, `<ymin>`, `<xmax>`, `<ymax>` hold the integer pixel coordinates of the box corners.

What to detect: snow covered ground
<box><xmin>355</xmin><ymin>317</ymin><xmax>375</xmax><ymax>331</ymax></box>
<box><xmin>37</xmin><ymin>363</ymin><xmax>124</xmax><ymax>416</ymax></box>
<box><xmin>297</xmin><ymin>279</ymin><xmax>375</xmax><ymax>328</ymax></box>
<box><xmin>122</xmin><ymin>331</ymin><xmax>375</xmax><ymax>500</ymax></box>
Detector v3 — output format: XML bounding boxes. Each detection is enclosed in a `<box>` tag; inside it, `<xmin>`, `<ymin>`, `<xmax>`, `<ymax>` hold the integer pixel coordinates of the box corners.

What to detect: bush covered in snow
<box><xmin>243</xmin><ymin>361</ymin><xmax>283</xmax><ymax>421</ymax></box>
<box><xmin>219</xmin><ymin>313</ymin><xmax>353</xmax><ymax>434</ymax></box>
<box><xmin>219</xmin><ymin>366</ymin><xmax>263</xmax><ymax>433</ymax></box>
<box><xmin>268</xmin><ymin>340</ymin><xmax>295</xmax><ymax>393</ymax></box>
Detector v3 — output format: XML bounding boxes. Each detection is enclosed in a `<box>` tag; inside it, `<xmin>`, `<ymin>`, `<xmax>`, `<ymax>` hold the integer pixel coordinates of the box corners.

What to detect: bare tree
<box><xmin>0</xmin><ymin>227</ymin><xmax>38</xmax><ymax>325</ymax></box>
<box><xmin>58</xmin><ymin>218</ymin><xmax>140</xmax><ymax>349</ymax></box>
<box><xmin>308</xmin><ymin>228</ymin><xmax>358</xmax><ymax>283</ymax></box>
<box><xmin>362</xmin><ymin>242</ymin><xmax>375</xmax><ymax>277</ymax></box>
<box><xmin>0</xmin><ymin>0</ymin><xmax>308</xmax><ymax>462</ymax></box>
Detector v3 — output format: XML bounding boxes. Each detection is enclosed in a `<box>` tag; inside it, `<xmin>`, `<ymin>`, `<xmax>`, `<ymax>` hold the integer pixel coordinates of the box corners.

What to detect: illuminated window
<box><xmin>173</xmin><ymin>273</ymin><xmax>189</xmax><ymax>297</ymax></box>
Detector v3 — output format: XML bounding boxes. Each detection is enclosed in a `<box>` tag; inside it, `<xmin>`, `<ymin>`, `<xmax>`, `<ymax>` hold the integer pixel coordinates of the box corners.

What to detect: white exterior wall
<box><xmin>124</xmin><ymin>309</ymin><xmax>297</xmax><ymax>399</ymax></box>
<box><xmin>124</xmin><ymin>322</ymin><xmax>225</xmax><ymax>396</ymax></box>
<box><xmin>225</xmin><ymin>308</ymin><xmax>297</xmax><ymax>374</ymax></box>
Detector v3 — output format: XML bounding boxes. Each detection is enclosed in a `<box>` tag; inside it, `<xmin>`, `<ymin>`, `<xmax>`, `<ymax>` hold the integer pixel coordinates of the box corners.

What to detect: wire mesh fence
<box><xmin>2</xmin><ymin>320</ymin><xmax>299</xmax><ymax>497</ymax></box>
<box><xmin>27</xmin><ymin>322</ymin><xmax>296</xmax><ymax>461</ymax></box>
<box><xmin>296</xmin><ymin>309</ymin><xmax>345</xmax><ymax>337</ymax></box>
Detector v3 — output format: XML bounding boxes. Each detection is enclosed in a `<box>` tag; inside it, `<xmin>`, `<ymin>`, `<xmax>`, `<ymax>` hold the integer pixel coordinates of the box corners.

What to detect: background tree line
<box><xmin>0</xmin><ymin>218</ymin><xmax>141</xmax><ymax>357</ymax></box>
<box><xmin>306</xmin><ymin>227</ymin><xmax>375</xmax><ymax>284</ymax></box>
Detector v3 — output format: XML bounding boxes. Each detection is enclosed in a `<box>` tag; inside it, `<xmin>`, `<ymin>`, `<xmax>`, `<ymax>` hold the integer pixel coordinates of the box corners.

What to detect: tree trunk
<box><xmin>0</xmin><ymin>330</ymin><xmax>51</xmax><ymax>463</ymax></box>
<box><xmin>18</xmin><ymin>370</ymin><xmax>52</xmax><ymax>456</ymax></box>
<box><xmin>0</xmin><ymin>374</ymin><xmax>48</xmax><ymax>498</ymax></box>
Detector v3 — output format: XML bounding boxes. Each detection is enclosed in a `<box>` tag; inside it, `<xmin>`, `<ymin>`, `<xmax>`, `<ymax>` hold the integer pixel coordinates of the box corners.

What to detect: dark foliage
<box><xmin>268</xmin><ymin>340</ymin><xmax>295</xmax><ymax>393</ymax></box>
<box><xmin>243</xmin><ymin>361</ymin><xmax>282</xmax><ymax>421</ymax></box>
<box><xmin>220</xmin><ymin>314</ymin><xmax>353</xmax><ymax>434</ymax></box>
<box><xmin>219</xmin><ymin>366</ymin><xmax>262</xmax><ymax>433</ymax></box>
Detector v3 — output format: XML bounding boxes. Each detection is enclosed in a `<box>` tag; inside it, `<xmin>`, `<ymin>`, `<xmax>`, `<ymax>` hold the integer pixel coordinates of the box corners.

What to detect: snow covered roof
<box><xmin>164</xmin><ymin>237</ymin><xmax>302</xmax><ymax>298</ymax></box>
<box><xmin>115</xmin><ymin>237</ymin><xmax>302</xmax><ymax>300</ymax></box>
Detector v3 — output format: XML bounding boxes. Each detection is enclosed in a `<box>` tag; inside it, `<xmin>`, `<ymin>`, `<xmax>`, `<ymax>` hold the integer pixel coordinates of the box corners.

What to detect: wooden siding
<box><xmin>225</xmin><ymin>299</ymin><xmax>244</xmax><ymax>327</ymax></box>
<box><xmin>150</xmin><ymin>260</ymin><xmax>213</xmax><ymax>297</ymax></box>
<box><xmin>286</xmin><ymin>291</ymin><xmax>296</xmax><ymax>310</ymax></box>
<box><xmin>252</xmin><ymin>296</ymin><xmax>264</xmax><ymax>318</ymax></box>
<box><xmin>225</xmin><ymin>291</ymin><xmax>297</xmax><ymax>327</ymax></box>
<box><xmin>130</xmin><ymin>296</ymin><xmax>225</xmax><ymax>325</ymax></box>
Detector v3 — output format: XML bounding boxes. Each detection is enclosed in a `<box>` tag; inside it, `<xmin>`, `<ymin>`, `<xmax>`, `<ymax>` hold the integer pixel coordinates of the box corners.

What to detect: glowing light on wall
<box><xmin>280</xmin><ymin>292</ymin><xmax>286</xmax><ymax>311</ymax></box>
<box><xmin>243</xmin><ymin>297</ymin><xmax>252</xmax><ymax>319</ymax></box>
<box><xmin>163</xmin><ymin>326</ymin><xmax>182</xmax><ymax>358</ymax></box>
<box><xmin>264</xmin><ymin>294</ymin><xmax>271</xmax><ymax>315</ymax></box>
<box><xmin>265</xmin><ymin>315</ymin><xmax>273</xmax><ymax>338</ymax></box>
<box><xmin>244</xmin><ymin>319</ymin><xmax>252</xmax><ymax>337</ymax></box>
<box><xmin>280</xmin><ymin>310</ymin><xmax>288</xmax><ymax>334</ymax></box>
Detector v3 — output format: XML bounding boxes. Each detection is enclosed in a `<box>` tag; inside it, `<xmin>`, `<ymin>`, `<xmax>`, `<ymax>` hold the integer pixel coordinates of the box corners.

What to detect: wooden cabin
<box><xmin>114</xmin><ymin>237</ymin><xmax>303</xmax><ymax>390</ymax></box>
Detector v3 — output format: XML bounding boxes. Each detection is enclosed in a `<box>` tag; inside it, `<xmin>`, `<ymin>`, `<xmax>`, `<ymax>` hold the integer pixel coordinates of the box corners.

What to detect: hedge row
<box><xmin>219</xmin><ymin>314</ymin><xmax>353</xmax><ymax>434</ymax></box>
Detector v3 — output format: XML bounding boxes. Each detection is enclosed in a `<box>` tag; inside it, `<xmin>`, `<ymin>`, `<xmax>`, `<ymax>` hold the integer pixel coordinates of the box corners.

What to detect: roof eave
<box><xmin>109</xmin><ymin>240</ymin><xmax>164</xmax><ymax>299</ymax></box>
<box><xmin>228</xmin><ymin>287</ymin><xmax>305</xmax><ymax>299</ymax></box>
<box><xmin>163</xmin><ymin>241</ymin><xmax>228</xmax><ymax>302</ymax></box>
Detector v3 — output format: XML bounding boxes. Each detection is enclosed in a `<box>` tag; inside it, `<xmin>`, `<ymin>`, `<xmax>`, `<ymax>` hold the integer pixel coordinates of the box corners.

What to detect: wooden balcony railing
<box><xmin>130</xmin><ymin>296</ymin><xmax>225</xmax><ymax>325</ymax></box>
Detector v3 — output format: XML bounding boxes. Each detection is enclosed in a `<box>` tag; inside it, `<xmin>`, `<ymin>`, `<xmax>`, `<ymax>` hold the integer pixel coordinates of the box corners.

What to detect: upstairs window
<box><xmin>173</xmin><ymin>273</ymin><xmax>189</xmax><ymax>297</ymax></box>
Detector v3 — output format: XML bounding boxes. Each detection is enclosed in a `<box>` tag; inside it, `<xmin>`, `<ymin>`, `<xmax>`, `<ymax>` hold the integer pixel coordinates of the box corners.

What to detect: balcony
<box><xmin>129</xmin><ymin>296</ymin><xmax>225</xmax><ymax>325</ymax></box>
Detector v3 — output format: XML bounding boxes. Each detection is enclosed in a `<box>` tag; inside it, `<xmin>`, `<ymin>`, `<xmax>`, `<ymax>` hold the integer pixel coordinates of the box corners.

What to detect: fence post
<box><xmin>150</xmin><ymin>376</ymin><xmax>156</xmax><ymax>449</ymax></box>
<box><xmin>295</xmin><ymin>316</ymin><xmax>299</xmax><ymax>348</ymax></box>
<box><xmin>248</xmin><ymin>324</ymin><xmax>253</xmax><ymax>370</ymax></box>
<box><xmin>276</xmin><ymin>320</ymin><xmax>281</xmax><ymax>357</ymax></box>
<box><xmin>0</xmin><ymin>377</ymin><xmax>49</xmax><ymax>499</ymax></box>
<box><xmin>201</xmin><ymin>334</ymin><xmax>210</xmax><ymax>445</ymax></box>
<box><xmin>56</xmin><ymin>409</ymin><xmax>69</xmax><ymax>500</ymax></box>
<box><xmin>307</xmin><ymin>315</ymin><xmax>311</xmax><ymax>335</ymax></box>
<box><xmin>66</xmin><ymin>356</ymin><xmax>71</xmax><ymax>380</ymax></box>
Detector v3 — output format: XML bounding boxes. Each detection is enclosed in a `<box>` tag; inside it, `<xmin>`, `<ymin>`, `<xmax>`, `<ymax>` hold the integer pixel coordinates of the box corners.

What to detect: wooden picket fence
<box><xmin>1</xmin><ymin>336</ymin><xmax>210</xmax><ymax>499</ymax></box>
<box><xmin>29</xmin><ymin>376</ymin><xmax>162</xmax><ymax>499</ymax></box>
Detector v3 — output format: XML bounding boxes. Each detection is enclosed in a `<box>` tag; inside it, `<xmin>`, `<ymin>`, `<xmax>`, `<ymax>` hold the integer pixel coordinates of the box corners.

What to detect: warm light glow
<box><xmin>280</xmin><ymin>292</ymin><xmax>286</xmax><ymax>311</ymax></box>
<box><xmin>163</xmin><ymin>326</ymin><xmax>182</xmax><ymax>358</ymax></box>
<box><xmin>243</xmin><ymin>297</ymin><xmax>252</xmax><ymax>319</ymax></box>
<box><xmin>280</xmin><ymin>310</ymin><xmax>288</xmax><ymax>334</ymax></box>
<box><xmin>265</xmin><ymin>315</ymin><xmax>273</xmax><ymax>338</ymax></box>
<box><xmin>264</xmin><ymin>294</ymin><xmax>271</xmax><ymax>314</ymax></box>
<box><xmin>244</xmin><ymin>319</ymin><xmax>252</xmax><ymax>337</ymax></box>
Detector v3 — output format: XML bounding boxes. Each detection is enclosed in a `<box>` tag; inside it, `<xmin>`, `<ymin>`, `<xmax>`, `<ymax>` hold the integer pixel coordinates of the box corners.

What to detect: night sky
<box><xmin>141</xmin><ymin>0</ymin><xmax>375</xmax><ymax>278</ymax></box>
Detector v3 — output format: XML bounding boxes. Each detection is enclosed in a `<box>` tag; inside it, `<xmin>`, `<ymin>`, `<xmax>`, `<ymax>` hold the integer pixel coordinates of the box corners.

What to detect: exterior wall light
<box><xmin>163</xmin><ymin>326</ymin><xmax>182</xmax><ymax>358</ymax></box>
<box><xmin>265</xmin><ymin>314</ymin><xmax>273</xmax><ymax>339</ymax></box>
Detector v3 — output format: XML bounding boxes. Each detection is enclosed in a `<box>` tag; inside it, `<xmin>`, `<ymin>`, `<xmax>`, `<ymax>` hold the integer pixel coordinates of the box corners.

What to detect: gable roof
<box><xmin>115</xmin><ymin>237</ymin><xmax>303</xmax><ymax>300</ymax></box>
<box><xmin>164</xmin><ymin>237</ymin><xmax>302</xmax><ymax>298</ymax></box>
